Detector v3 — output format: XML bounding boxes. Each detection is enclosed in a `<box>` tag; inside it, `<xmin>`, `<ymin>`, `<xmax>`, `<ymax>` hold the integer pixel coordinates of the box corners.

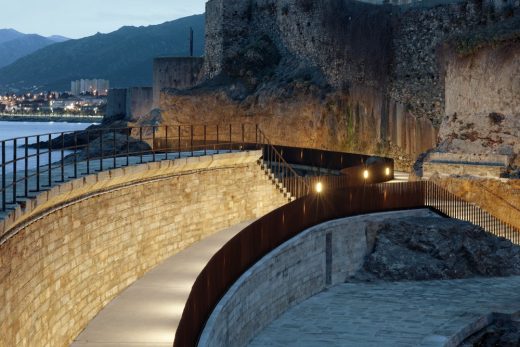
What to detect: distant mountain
<box><xmin>0</xmin><ymin>34</ymin><xmax>56</xmax><ymax>68</ymax></box>
<box><xmin>48</xmin><ymin>35</ymin><xmax>70</xmax><ymax>43</ymax></box>
<box><xmin>0</xmin><ymin>29</ymin><xmax>71</xmax><ymax>68</ymax></box>
<box><xmin>0</xmin><ymin>29</ymin><xmax>25</xmax><ymax>44</ymax></box>
<box><xmin>0</xmin><ymin>15</ymin><xmax>205</xmax><ymax>92</ymax></box>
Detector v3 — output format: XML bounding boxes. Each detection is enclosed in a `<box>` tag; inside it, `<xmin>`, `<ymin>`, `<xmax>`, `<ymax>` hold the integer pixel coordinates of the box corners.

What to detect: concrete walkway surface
<box><xmin>72</xmin><ymin>220</ymin><xmax>253</xmax><ymax>347</ymax></box>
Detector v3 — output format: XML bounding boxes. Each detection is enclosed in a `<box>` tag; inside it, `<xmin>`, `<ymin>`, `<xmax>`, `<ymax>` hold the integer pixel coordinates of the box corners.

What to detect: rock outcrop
<box><xmin>350</xmin><ymin>217</ymin><xmax>520</xmax><ymax>282</ymax></box>
<box><xmin>156</xmin><ymin>0</ymin><xmax>519</xmax><ymax>170</ymax></box>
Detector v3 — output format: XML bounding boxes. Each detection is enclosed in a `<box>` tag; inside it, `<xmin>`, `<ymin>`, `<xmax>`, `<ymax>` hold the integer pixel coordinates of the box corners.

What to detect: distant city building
<box><xmin>70</xmin><ymin>79</ymin><xmax>110</xmax><ymax>96</ymax></box>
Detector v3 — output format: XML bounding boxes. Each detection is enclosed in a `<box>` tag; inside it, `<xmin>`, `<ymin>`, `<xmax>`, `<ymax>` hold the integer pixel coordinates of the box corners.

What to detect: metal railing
<box><xmin>173</xmin><ymin>180</ymin><xmax>520</xmax><ymax>347</ymax></box>
<box><xmin>0</xmin><ymin>123</ymin><xmax>396</xmax><ymax>214</ymax></box>
<box><xmin>0</xmin><ymin>124</ymin><xmax>265</xmax><ymax>212</ymax></box>
<box><xmin>256</xmin><ymin>129</ymin><xmax>310</xmax><ymax>198</ymax></box>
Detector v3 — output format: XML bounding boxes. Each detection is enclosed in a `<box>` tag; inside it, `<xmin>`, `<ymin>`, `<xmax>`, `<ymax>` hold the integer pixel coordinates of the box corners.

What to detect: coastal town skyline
<box><xmin>1</xmin><ymin>0</ymin><xmax>206</xmax><ymax>39</ymax></box>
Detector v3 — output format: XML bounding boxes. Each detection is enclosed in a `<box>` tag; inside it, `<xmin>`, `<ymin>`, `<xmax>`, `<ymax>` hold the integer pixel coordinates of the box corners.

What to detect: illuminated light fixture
<box><xmin>363</xmin><ymin>170</ymin><xmax>369</xmax><ymax>180</ymax></box>
<box><xmin>385</xmin><ymin>167</ymin><xmax>391</xmax><ymax>176</ymax></box>
<box><xmin>315</xmin><ymin>182</ymin><xmax>323</xmax><ymax>193</ymax></box>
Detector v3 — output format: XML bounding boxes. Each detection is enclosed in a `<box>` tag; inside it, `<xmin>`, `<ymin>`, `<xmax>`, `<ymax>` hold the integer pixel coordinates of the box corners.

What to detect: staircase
<box><xmin>258</xmin><ymin>159</ymin><xmax>295</xmax><ymax>202</ymax></box>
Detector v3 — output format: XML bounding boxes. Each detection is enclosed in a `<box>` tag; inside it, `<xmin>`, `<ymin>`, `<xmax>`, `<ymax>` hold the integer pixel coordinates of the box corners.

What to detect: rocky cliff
<box><xmin>154</xmin><ymin>0</ymin><xmax>519</xmax><ymax>169</ymax></box>
<box><xmin>438</xmin><ymin>22</ymin><xmax>520</xmax><ymax>168</ymax></box>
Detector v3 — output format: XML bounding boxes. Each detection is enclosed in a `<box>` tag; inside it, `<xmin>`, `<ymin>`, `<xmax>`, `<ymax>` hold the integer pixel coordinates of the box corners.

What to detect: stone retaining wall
<box><xmin>0</xmin><ymin>151</ymin><xmax>287</xmax><ymax>347</ymax></box>
<box><xmin>199</xmin><ymin>209</ymin><xmax>436</xmax><ymax>347</ymax></box>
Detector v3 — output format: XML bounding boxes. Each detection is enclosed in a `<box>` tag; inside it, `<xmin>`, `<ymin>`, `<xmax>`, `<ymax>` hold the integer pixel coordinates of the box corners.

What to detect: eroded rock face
<box><xmin>350</xmin><ymin>217</ymin><xmax>520</xmax><ymax>282</ymax></box>
<box><xmin>438</xmin><ymin>42</ymin><xmax>520</xmax><ymax>166</ymax></box>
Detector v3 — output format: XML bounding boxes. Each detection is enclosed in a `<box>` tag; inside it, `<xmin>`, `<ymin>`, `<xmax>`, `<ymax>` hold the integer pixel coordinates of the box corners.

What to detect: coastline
<box><xmin>0</xmin><ymin>114</ymin><xmax>103</xmax><ymax>124</ymax></box>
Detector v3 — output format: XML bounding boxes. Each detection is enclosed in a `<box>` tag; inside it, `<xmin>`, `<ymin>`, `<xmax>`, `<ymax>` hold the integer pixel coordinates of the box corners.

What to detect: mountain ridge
<box><xmin>0</xmin><ymin>15</ymin><xmax>205</xmax><ymax>92</ymax></box>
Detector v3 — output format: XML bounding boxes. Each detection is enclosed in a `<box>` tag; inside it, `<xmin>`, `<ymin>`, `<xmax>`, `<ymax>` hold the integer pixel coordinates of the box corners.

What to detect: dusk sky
<box><xmin>2</xmin><ymin>0</ymin><xmax>207</xmax><ymax>39</ymax></box>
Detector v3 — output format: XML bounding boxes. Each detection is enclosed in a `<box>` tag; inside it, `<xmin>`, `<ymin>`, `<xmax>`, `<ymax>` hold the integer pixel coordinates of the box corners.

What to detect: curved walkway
<box><xmin>249</xmin><ymin>276</ymin><xmax>520</xmax><ymax>347</ymax></box>
<box><xmin>72</xmin><ymin>220</ymin><xmax>253</xmax><ymax>347</ymax></box>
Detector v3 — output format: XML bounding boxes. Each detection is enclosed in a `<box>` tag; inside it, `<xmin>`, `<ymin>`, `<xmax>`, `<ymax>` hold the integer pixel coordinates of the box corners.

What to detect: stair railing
<box><xmin>256</xmin><ymin>128</ymin><xmax>310</xmax><ymax>199</ymax></box>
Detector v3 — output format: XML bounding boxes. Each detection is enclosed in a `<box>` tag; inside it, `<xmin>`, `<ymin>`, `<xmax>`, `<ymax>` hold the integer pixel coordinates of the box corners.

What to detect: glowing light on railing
<box><xmin>315</xmin><ymin>182</ymin><xmax>323</xmax><ymax>193</ymax></box>
<box><xmin>363</xmin><ymin>170</ymin><xmax>369</xmax><ymax>179</ymax></box>
<box><xmin>385</xmin><ymin>167</ymin><xmax>391</xmax><ymax>176</ymax></box>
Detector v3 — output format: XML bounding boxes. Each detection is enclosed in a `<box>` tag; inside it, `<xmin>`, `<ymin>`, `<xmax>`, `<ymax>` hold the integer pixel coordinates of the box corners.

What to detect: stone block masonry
<box><xmin>153</xmin><ymin>57</ymin><xmax>204</xmax><ymax>108</ymax></box>
<box><xmin>0</xmin><ymin>151</ymin><xmax>288</xmax><ymax>347</ymax></box>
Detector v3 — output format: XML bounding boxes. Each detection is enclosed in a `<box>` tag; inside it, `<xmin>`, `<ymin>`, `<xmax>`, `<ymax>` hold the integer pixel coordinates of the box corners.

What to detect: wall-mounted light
<box><xmin>385</xmin><ymin>167</ymin><xmax>391</xmax><ymax>176</ymax></box>
<box><xmin>363</xmin><ymin>170</ymin><xmax>369</xmax><ymax>180</ymax></box>
<box><xmin>315</xmin><ymin>182</ymin><xmax>323</xmax><ymax>193</ymax></box>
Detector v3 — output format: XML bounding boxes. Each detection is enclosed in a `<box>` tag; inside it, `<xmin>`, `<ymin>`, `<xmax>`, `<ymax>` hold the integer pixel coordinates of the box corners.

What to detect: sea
<box><xmin>0</xmin><ymin>120</ymin><xmax>95</xmax><ymax>173</ymax></box>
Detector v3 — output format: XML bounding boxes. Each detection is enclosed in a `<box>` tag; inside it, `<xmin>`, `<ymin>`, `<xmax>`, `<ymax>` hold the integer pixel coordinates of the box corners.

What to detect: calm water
<box><xmin>0</xmin><ymin>120</ymin><xmax>94</xmax><ymax>173</ymax></box>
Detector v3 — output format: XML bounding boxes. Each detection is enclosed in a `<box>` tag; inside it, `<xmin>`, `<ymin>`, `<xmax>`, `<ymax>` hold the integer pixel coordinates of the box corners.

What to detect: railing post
<box><xmin>36</xmin><ymin>136</ymin><xmax>40</xmax><ymax>192</ymax></box>
<box><xmin>73</xmin><ymin>132</ymin><xmax>78</xmax><ymax>179</ymax></box>
<box><xmin>99</xmin><ymin>129</ymin><xmax>104</xmax><ymax>171</ymax></box>
<box><xmin>204</xmin><ymin>125</ymin><xmax>207</xmax><ymax>156</ymax></box>
<box><xmin>165</xmin><ymin>125</ymin><xmax>169</xmax><ymax>160</ymax></box>
<box><xmin>126</xmin><ymin>129</ymin><xmax>130</xmax><ymax>167</ymax></box>
<box><xmin>241</xmin><ymin>124</ymin><xmax>245</xmax><ymax>150</ymax></box>
<box><xmin>60</xmin><ymin>132</ymin><xmax>65</xmax><ymax>182</ymax></box>
<box><xmin>229</xmin><ymin>124</ymin><xmax>232</xmax><ymax>152</ymax></box>
<box><xmin>216</xmin><ymin>125</ymin><xmax>219</xmax><ymax>154</ymax></box>
<box><xmin>86</xmin><ymin>131</ymin><xmax>90</xmax><ymax>175</ymax></box>
<box><xmin>139</xmin><ymin>127</ymin><xmax>143</xmax><ymax>164</ymax></box>
<box><xmin>255</xmin><ymin>124</ymin><xmax>258</xmax><ymax>148</ymax></box>
<box><xmin>191</xmin><ymin>125</ymin><xmax>194</xmax><ymax>157</ymax></box>
<box><xmin>2</xmin><ymin>141</ymin><xmax>5</xmax><ymax>211</ymax></box>
<box><xmin>152</xmin><ymin>126</ymin><xmax>156</xmax><ymax>162</ymax></box>
<box><xmin>24</xmin><ymin>137</ymin><xmax>28</xmax><ymax>197</ymax></box>
<box><xmin>13</xmin><ymin>138</ymin><xmax>17</xmax><ymax>203</ymax></box>
<box><xmin>178</xmin><ymin>125</ymin><xmax>181</xmax><ymax>159</ymax></box>
<box><xmin>113</xmin><ymin>128</ymin><xmax>117</xmax><ymax>169</ymax></box>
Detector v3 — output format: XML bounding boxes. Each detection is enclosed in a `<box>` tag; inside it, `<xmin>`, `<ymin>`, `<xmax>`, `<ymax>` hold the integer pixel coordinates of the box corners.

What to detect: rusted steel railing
<box><xmin>173</xmin><ymin>180</ymin><xmax>520</xmax><ymax>347</ymax></box>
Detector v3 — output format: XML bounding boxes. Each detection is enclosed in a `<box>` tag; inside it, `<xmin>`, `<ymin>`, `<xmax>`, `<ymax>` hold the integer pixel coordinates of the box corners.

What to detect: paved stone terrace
<box><xmin>249</xmin><ymin>276</ymin><xmax>520</xmax><ymax>347</ymax></box>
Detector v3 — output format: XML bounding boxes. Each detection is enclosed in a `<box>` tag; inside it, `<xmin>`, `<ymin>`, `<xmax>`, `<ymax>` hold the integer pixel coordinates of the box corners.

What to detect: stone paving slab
<box><xmin>249</xmin><ymin>276</ymin><xmax>520</xmax><ymax>347</ymax></box>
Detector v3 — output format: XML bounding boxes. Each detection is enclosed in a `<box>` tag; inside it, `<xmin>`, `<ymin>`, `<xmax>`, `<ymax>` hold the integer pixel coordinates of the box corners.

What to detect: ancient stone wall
<box><xmin>105</xmin><ymin>88</ymin><xmax>127</xmax><ymax>121</ymax></box>
<box><xmin>126</xmin><ymin>87</ymin><xmax>153</xmax><ymax>121</ymax></box>
<box><xmin>153</xmin><ymin>57</ymin><xmax>204</xmax><ymax>107</ymax></box>
<box><xmin>0</xmin><ymin>151</ymin><xmax>287</xmax><ymax>347</ymax></box>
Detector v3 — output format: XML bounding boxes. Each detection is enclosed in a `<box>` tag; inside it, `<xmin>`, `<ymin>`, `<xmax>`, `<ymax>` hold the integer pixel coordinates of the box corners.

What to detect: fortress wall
<box><xmin>185</xmin><ymin>0</ymin><xmax>519</xmax><ymax>168</ymax></box>
<box><xmin>126</xmin><ymin>87</ymin><xmax>153</xmax><ymax>121</ymax></box>
<box><xmin>105</xmin><ymin>88</ymin><xmax>127</xmax><ymax>121</ymax></box>
<box><xmin>199</xmin><ymin>210</ymin><xmax>436</xmax><ymax>347</ymax></box>
<box><xmin>0</xmin><ymin>151</ymin><xmax>287</xmax><ymax>347</ymax></box>
<box><xmin>153</xmin><ymin>57</ymin><xmax>204</xmax><ymax>108</ymax></box>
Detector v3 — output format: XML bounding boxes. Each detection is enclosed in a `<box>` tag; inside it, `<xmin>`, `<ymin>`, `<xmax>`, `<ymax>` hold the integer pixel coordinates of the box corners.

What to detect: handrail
<box><xmin>173</xmin><ymin>180</ymin><xmax>520</xmax><ymax>347</ymax></box>
<box><xmin>0</xmin><ymin>123</ymin><xmax>391</xmax><ymax>214</ymax></box>
<box><xmin>256</xmin><ymin>128</ymin><xmax>310</xmax><ymax>198</ymax></box>
<box><xmin>0</xmin><ymin>124</ymin><xmax>263</xmax><ymax>212</ymax></box>
<box><xmin>471</xmin><ymin>180</ymin><xmax>520</xmax><ymax>215</ymax></box>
